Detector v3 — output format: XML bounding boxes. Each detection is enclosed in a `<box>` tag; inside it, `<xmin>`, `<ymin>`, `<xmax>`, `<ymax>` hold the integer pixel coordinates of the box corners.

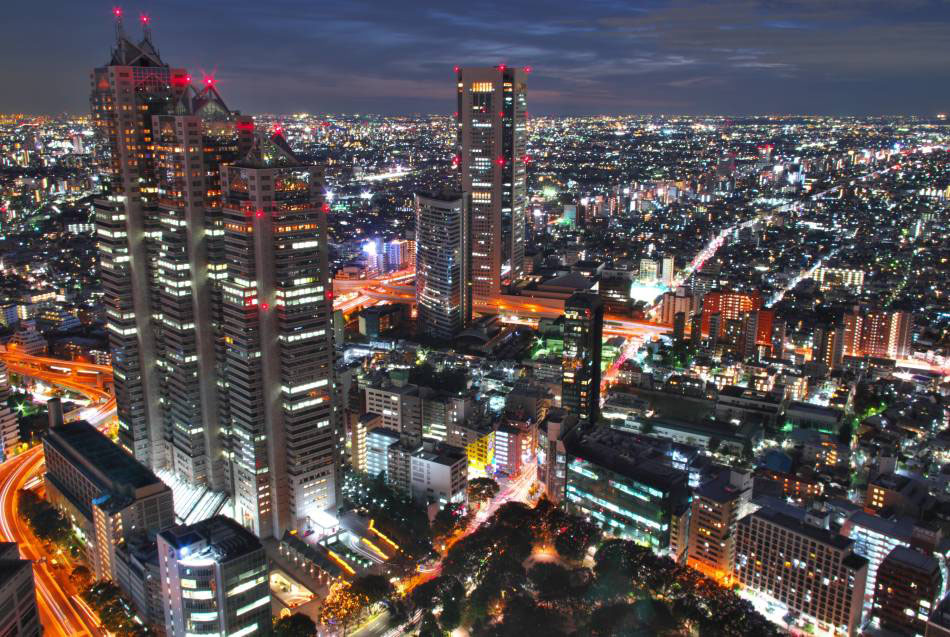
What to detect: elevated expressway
<box><xmin>0</xmin><ymin>351</ymin><xmax>115</xmax><ymax>637</ymax></box>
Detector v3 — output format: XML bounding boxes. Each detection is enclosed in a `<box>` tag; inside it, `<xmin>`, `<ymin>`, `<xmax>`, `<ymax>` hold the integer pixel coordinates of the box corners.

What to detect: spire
<box><xmin>112</xmin><ymin>6</ymin><xmax>124</xmax><ymax>41</ymax></box>
<box><xmin>140</xmin><ymin>12</ymin><xmax>152</xmax><ymax>42</ymax></box>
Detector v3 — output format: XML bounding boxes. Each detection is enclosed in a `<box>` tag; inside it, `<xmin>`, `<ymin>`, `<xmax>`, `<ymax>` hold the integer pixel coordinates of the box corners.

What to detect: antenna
<box><xmin>140</xmin><ymin>13</ymin><xmax>152</xmax><ymax>41</ymax></box>
<box><xmin>112</xmin><ymin>6</ymin><xmax>124</xmax><ymax>40</ymax></box>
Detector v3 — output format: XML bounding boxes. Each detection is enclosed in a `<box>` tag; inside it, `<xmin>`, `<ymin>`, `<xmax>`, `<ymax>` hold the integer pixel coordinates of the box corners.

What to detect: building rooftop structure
<box><xmin>158</xmin><ymin>515</ymin><xmax>261</xmax><ymax>564</ymax></box>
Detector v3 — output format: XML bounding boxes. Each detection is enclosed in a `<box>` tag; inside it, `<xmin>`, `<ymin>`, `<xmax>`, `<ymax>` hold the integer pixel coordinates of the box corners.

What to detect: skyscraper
<box><xmin>221</xmin><ymin>132</ymin><xmax>338</xmax><ymax>538</ymax></box>
<box><xmin>415</xmin><ymin>191</ymin><xmax>471</xmax><ymax>339</ymax></box>
<box><xmin>152</xmin><ymin>82</ymin><xmax>254</xmax><ymax>491</ymax></box>
<box><xmin>456</xmin><ymin>65</ymin><xmax>528</xmax><ymax>300</ymax></box>
<box><xmin>91</xmin><ymin>14</ymin><xmax>190</xmax><ymax>468</ymax></box>
<box><xmin>562</xmin><ymin>292</ymin><xmax>604</xmax><ymax>423</ymax></box>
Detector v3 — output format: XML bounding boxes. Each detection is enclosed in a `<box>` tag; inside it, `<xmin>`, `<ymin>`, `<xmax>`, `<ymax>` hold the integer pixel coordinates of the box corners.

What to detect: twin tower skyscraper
<box><xmin>91</xmin><ymin>16</ymin><xmax>337</xmax><ymax>539</ymax></box>
<box><xmin>415</xmin><ymin>66</ymin><xmax>529</xmax><ymax>339</ymax></box>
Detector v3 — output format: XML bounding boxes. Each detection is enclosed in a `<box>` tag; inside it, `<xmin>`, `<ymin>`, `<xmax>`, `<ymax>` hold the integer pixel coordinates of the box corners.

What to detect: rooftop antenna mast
<box><xmin>140</xmin><ymin>13</ymin><xmax>152</xmax><ymax>41</ymax></box>
<box><xmin>112</xmin><ymin>6</ymin><xmax>124</xmax><ymax>41</ymax></box>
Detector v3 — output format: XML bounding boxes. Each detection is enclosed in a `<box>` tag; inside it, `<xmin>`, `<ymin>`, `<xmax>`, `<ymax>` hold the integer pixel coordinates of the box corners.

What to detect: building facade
<box><xmin>415</xmin><ymin>191</ymin><xmax>471</xmax><ymax>339</ymax></box>
<box><xmin>158</xmin><ymin>516</ymin><xmax>270</xmax><ymax>637</ymax></box>
<box><xmin>221</xmin><ymin>133</ymin><xmax>338</xmax><ymax>539</ymax></box>
<box><xmin>561</xmin><ymin>292</ymin><xmax>604</xmax><ymax>423</ymax></box>
<box><xmin>456</xmin><ymin>66</ymin><xmax>527</xmax><ymax>300</ymax></box>
<box><xmin>735</xmin><ymin>507</ymin><xmax>868</xmax><ymax>637</ymax></box>
<box><xmin>91</xmin><ymin>24</ymin><xmax>189</xmax><ymax>468</ymax></box>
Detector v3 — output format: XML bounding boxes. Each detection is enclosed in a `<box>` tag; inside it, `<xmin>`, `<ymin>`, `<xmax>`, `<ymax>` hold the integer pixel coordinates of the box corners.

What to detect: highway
<box><xmin>0</xmin><ymin>351</ymin><xmax>115</xmax><ymax>637</ymax></box>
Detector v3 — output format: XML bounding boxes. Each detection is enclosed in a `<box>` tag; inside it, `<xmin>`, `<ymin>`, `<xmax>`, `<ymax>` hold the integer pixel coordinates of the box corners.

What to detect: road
<box><xmin>0</xmin><ymin>352</ymin><xmax>116</xmax><ymax>637</ymax></box>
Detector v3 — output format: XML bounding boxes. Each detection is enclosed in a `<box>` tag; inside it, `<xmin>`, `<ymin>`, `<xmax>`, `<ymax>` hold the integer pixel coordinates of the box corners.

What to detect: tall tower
<box><xmin>152</xmin><ymin>82</ymin><xmax>254</xmax><ymax>491</ymax></box>
<box><xmin>414</xmin><ymin>191</ymin><xmax>471</xmax><ymax>340</ymax></box>
<box><xmin>561</xmin><ymin>292</ymin><xmax>604</xmax><ymax>423</ymax></box>
<box><xmin>221</xmin><ymin>133</ymin><xmax>337</xmax><ymax>539</ymax></box>
<box><xmin>91</xmin><ymin>11</ymin><xmax>190</xmax><ymax>467</ymax></box>
<box><xmin>456</xmin><ymin>66</ymin><xmax>528</xmax><ymax>301</ymax></box>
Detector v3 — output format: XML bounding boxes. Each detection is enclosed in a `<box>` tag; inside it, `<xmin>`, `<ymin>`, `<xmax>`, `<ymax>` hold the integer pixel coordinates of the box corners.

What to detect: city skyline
<box><xmin>2</xmin><ymin>1</ymin><xmax>950</xmax><ymax>117</ymax></box>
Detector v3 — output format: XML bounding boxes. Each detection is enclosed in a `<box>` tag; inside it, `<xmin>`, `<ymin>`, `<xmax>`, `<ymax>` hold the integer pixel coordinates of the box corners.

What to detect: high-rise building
<box><xmin>152</xmin><ymin>82</ymin><xmax>254</xmax><ymax>491</ymax></box>
<box><xmin>158</xmin><ymin>516</ymin><xmax>270</xmax><ymax>637</ymax></box>
<box><xmin>414</xmin><ymin>191</ymin><xmax>471</xmax><ymax>339</ymax></box>
<box><xmin>735</xmin><ymin>506</ymin><xmax>868</xmax><ymax>637</ymax></box>
<box><xmin>700</xmin><ymin>290</ymin><xmax>762</xmax><ymax>338</ymax></box>
<box><xmin>91</xmin><ymin>17</ymin><xmax>190</xmax><ymax>468</ymax></box>
<box><xmin>456</xmin><ymin>65</ymin><xmax>528</xmax><ymax>300</ymax></box>
<box><xmin>639</xmin><ymin>257</ymin><xmax>658</xmax><ymax>284</ymax></box>
<box><xmin>686</xmin><ymin>470</ymin><xmax>753</xmax><ymax>584</ymax></box>
<box><xmin>221</xmin><ymin>133</ymin><xmax>338</xmax><ymax>539</ymax></box>
<box><xmin>872</xmin><ymin>546</ymin><xmax>942</xmax><ymax>635</ymax></box>
<box><xmin>562</xmin><ymin>292</ymin><xmax>604</xmax><ymax>423</ymax></box>
<box><xmin>813</xmin><ymin>324</ymin><xmax>845</xmax><ymax>370</ymax></box>
<box><xmin>843</xmin><ymin>310</ymin><xmax>913</xmax><ymax>360</ymax></box>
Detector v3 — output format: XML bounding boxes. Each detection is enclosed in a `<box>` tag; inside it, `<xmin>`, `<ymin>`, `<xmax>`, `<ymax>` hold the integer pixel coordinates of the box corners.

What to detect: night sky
<box><xmin>3</xmin><ymin>0</ymin><xmax>948</xmax><ymax>116</ymax></box>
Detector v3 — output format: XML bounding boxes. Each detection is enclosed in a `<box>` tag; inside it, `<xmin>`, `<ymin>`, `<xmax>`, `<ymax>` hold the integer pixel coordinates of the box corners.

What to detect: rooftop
<box><xmin>159</xmin><ymin>515</ymin><xmax>262</xmax><ymax>564</ymax></box>
<box><xmin>44</xmin><ymin>420</ymin><xmax>163</xmax><ymax>491</ymax></box>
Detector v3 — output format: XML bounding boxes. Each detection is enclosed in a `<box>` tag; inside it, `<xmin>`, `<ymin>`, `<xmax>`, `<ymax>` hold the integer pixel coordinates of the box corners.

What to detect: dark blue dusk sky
<box><xmin>3</xmin><ymin>0</ymin><xmax>949</xmax><ymax>116</ymax></box>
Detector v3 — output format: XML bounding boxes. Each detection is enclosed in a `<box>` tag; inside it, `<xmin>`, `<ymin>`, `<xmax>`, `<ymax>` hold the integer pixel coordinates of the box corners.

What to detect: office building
<box><xmin>873</xmin><ymin>546</ymin><xmax>942</xmax><ymax>635</ymax></box>
<box><xmin>42</xmin><ymin>420</ymin><xmax>175</xmax><ymax>580</ymax></box>
<box><xmin>561</xmin><ymin>292</ymin><xmax>604</xmax><ymax>423</ymax></box>
<box><xmin>415</xmin><ymin>191</ymin><xmax>472</xmax><ymax>339</ymax></box>
<box><xmin>0</xmin><ymin>405</ymin><xmax>17</xmax><ymax>462</ymax></box>
<box><xmin>151</xmin><ymin>81</ymin><xmax>254</xmax><ymax>491</ymax></box>
<box><xmin>221</xmin><ymin>132</ymin><xmax>338</xmax><ymax>539</ymax></box>
<box><xmin>686</xmin><ymin>470</ymin><xmax>753</xmax><ymax>584</ymax></box>
<box><xmin>456</xmin><ymin>65</ymin><xmax>528</xmax><ymax>300</ymax></box>
<box><xmin>735</xmin><ymin>506</ymin><xmax>868</xmax><ymax>637</ymax></box>
<box><xmin>843</xmin><ymin>310</ymin><xmax>913</xmax><ymax>360</ymax></box>
<box><xmin>158</xmin><ymin>516</ymin><xmax>270</xmax><ymax>637</ymax></box>
<box><xmin>0</xmin><ymin>543</ymin><xmax>41</xmax><ymax>637</ymax></box>
<box><xmin>562</xmin><ymin>424</ymin><xmax>691</xmax><ymax>552</ymax></box>
<box><xmin>91</xmin><ymin>20</ymin><xmax>189</xmax><ymax>468</ymax></box>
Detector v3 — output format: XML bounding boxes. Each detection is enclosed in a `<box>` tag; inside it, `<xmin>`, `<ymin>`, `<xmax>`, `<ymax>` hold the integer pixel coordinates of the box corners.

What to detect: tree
<box><xmin>318</xmin><ymin>581</ymin><xmax>367</xmax><ymax>636</ymax></box>
<box><xmin>438</xmin><ymin>588</ymin><xmax>462</xmax><ymax>632</ymax></box>
<box><xmin>351</xmin><ymin>574</ymin><xmax>392</xmax><ymax>606</ymax></box>
<box><xmin>418</xmin><ymin>610</ymin><xmax>443</xmax><ymax>637</ymax></box>
<box><xmin>467</xmin><ymin>477</ymin><xmax>500</xmax><ymax>505</ymax></box>
<box><xmin>554</xmin><ymin>516</ymin><xmax>602</xmax><ymax>561</ymax></box>
<box><xmin>527</xmin><ymin>562</ymin><xmax>572</xmax><ymax>600</ymax></box>
<box><xmin>273</xmin><ymin>613</ymin><xmax>318</xmax><ymax>637</ymax></box>
<box><xmin>431</xmin><ymin>501</ymin><xmax>467</xmax><ymax>540</ymax></box>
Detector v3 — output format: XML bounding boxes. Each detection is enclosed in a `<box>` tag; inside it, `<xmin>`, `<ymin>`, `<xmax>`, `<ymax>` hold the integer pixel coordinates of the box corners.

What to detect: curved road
<box><xmin>0</xmin><ymin>352</ymin><xmax>116</xmax><ymax>637</ymax></box>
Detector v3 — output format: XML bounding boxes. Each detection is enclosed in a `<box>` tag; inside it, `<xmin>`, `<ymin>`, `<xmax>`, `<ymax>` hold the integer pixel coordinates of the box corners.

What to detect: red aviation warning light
<box><xmin>321</xmin><ymin>203</ymin><xmax>330</xmax><ymax>213</ymax></box>
<box><xmin>495</xmin><ymin>157</ymin><xmax>506</xmax><ymax>166</ymax></box>
<box><xmin>497</xmin><ymin>64</ymin><xmax>506</xmax><ymax>71</ymax></box>
<box><xmin>260</xmin><ymin>302</ymin><xmax>269</xmax><ymax>311</ymax></box>
<box><xmin>452</xmin><ymin>155</ymin><xmax>460</xmax><ymax>166</ymax></box>
<box><xmin>453</xmin><ymin>65</ymin><xmax>460</xmax><ymax>73</ymax></box>
<box><xmin>273</xmin><ymin>123</ymin><xmax>283</xmax><ymax>136</ymax></box>
<box><xmin>139</xmin><ymin>13</ymin><xmax>150</xmax><ymax>25</ymax></box>
<box><xmin>255</xmin><ymin>209</ymin><xmax>265</xmax><ymax>218</ymax></box>
<box><xmin>523</xmin><ymin>66</ymin><xmax>532</xmax><ymax>73</ymax></box>
<box><xmin>112</xmin><ymin>6</ymin><xmax>123</xmax><ymax>19</ymax></box>
<box><xmin>326</xmin><ymin>290</ymin><xmax>334</xmax><ymax>300</ymax></box>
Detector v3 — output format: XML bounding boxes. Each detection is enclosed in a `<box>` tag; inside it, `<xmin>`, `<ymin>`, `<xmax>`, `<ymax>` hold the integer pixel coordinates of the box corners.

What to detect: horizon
<box><xmin>1</xmin><ymin>1</ymin><xmax>948</xmax><ymax>117</ymax></box>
